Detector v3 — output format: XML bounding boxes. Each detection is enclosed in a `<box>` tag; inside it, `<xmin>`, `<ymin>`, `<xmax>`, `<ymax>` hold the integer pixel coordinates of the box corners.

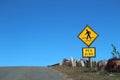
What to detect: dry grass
<box><xmin>50</xmin><ymin>65</ymin><xmax>120</xmax><ymax>80</ymax></box>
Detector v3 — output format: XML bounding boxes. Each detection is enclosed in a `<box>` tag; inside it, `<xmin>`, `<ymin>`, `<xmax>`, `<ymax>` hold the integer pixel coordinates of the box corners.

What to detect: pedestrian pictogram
<box><xmin>82</xmin><ymin>47</ymin><xmax>96</xmax><ymax>58</ymax></box>
<box><xmin>85</xmin><ymin>29</ymin><xmax>91</xmax><ymax>40</ymax></box>
<box><xmin>78</xmin><ymin>25</ymin><xmax>98</xmax><ymax>47</ymax></box>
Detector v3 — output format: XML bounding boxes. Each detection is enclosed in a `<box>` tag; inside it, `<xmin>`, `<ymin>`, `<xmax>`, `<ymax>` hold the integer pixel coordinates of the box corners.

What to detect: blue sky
<box><xmin>0</xmin><ymin>0</ymin><xmax>120</xmax><ymax>66</ymax></box>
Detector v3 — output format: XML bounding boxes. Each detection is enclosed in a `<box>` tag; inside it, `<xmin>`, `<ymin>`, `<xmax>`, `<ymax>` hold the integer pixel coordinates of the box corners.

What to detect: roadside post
<box><xmin>78</xmin><ymin>25</ymin><xmax>98</xmax><ymax>70</ymax></box>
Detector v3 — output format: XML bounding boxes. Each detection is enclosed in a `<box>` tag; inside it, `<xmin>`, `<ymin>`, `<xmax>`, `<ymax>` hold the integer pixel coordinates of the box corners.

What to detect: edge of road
<box><xmin>48</xmin><ymin>67</ymin><xmax>73</xmax><ymax>80</ymax></box>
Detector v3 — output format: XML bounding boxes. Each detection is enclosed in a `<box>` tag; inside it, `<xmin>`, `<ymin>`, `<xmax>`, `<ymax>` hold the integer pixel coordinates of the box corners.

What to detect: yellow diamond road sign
<box><xmin>82</xmin><ymin>47</ymin><xmax>96</xmax><ymax>58</ymax></box>
<box><xmin>78</xmin><ymin>25</ymin><xmax>98</xmax><ymax>47</ymax></box>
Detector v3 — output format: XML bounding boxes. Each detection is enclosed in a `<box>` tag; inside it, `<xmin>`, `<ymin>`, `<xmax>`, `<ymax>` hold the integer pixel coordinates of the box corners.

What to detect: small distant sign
<box><xmin>78</xmin><ymin>25</ymin><xmax>98</xmax><ymax>47</ymax></box>
<box><xmin>82</xmin><ymin>47</ymin><xmax>96</xmax><ymax>58</ymax></box>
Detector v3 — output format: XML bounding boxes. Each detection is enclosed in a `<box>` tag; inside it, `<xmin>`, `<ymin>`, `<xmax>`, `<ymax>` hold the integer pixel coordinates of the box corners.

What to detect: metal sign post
<box><xmin>78</xmin><ymin>25</ymin><xmax>98</xmax><ymax>70</ymax></box>
<box><xmin>88</xmin><ymin>57</ymin><xmax>91</xmax><ymax>70</ymax></box>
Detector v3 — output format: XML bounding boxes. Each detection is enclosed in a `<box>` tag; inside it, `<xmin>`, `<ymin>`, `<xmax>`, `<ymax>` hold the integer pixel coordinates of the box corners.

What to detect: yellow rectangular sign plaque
<box><xmin>82</xmin><ymin>47</ymin><xmax>96</xmax><ymax>58</ymax></box>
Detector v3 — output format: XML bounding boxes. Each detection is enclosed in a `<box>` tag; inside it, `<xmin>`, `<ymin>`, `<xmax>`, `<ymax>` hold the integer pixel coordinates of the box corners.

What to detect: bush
<box><xmin>105</xmin><ymin>58</ymin><xmax>120</xmax><ymax>72</ymax></box>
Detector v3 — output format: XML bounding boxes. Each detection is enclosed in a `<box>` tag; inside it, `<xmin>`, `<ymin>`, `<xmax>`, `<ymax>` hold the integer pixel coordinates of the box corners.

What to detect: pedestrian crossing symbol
<box><xmin>78</xmin><ymin>25</ymin><xmax>98</xmax><ymax>47</ymax></box>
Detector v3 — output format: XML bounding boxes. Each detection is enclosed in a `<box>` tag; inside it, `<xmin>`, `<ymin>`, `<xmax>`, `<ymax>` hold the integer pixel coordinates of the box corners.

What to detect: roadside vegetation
<box><xmin>50</xmin><ymin>44</ymin><xmax>120</xmax><ymax>80</ymax></box>
<box><xmin>51</xmin><ymin>65</ymin><xmax>120</xmax><ymax>80</ymax></box>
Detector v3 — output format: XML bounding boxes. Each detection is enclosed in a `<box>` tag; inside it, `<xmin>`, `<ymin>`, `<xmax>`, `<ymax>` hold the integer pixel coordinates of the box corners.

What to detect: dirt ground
<box><xmin>51</xmin><ymin>65</ymin><xmax>120</xmax><ymax>80</ymax></box>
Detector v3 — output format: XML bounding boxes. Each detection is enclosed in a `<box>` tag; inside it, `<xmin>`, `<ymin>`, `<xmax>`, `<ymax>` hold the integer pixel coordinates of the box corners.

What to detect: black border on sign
<box><xmin>82</xmin><ymin>47</ymin><xmax>96</xmax><ymax>58</ymax></box>
<box><xmin>77</xmin><ymin>25</ymin><xmax>99</xmax><ymax>47</ymax></box>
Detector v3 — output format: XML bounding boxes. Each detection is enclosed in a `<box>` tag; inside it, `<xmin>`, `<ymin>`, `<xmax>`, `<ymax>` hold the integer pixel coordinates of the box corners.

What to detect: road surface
<box><xmin>0</xmin><ymin>67</ymin><xmax>66</xmax><ymax>80</ymax></box>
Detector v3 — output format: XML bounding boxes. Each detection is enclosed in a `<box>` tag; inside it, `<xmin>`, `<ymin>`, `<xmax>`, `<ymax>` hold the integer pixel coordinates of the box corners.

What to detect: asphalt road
<box><xmin>0</xmin><ymin>67</ymin><xmax>66</xmax><ymax>80</ymax></box>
